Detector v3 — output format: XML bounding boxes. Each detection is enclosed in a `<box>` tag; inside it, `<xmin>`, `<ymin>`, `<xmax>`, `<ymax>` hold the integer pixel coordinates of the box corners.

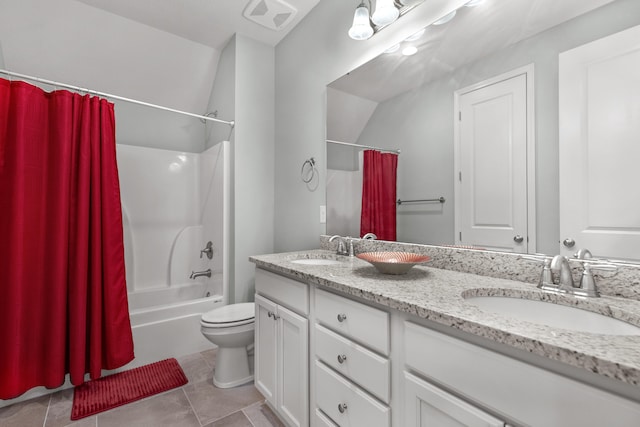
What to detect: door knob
<box><xmin>563</xmin><ymin>238</ymin><xmax>576</xmax><ymax>248</ymax></box>
<box><xmin>513</xmin><ymin>235</ymin><xmax>524</xmax><ymax>243</ymax></box>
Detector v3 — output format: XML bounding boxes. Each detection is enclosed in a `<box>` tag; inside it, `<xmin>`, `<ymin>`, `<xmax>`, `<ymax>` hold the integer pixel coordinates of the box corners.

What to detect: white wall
<box><xmin>233</xmin><ymin>35</ymin><xmax>275</xmax><ymax>303</ymax></box>
<box><xmin>116</xmin><ymin>143</ymin><xmax>227</xmax><ymax>297</ymax></box>
<box><xmin>274</xmin><ymin>0</ymin><xmax>469</xmax><ymax>252</ymax></box>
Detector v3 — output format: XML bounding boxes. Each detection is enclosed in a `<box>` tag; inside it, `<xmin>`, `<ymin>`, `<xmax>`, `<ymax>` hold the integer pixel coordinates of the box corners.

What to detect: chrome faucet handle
<box><xmin>346</xmin><ymin>237</ymin><xmax>355</xmax><ymax>257</ymax></box>
<box><xmin>200</xmin><ymin>241</ymin><xmax>214</xmax><ymax>260</ymax></box>
<box><xmin>520</xmin><ymin>255</ymin><xmax>556</xmax><ymax>291</ymax></box>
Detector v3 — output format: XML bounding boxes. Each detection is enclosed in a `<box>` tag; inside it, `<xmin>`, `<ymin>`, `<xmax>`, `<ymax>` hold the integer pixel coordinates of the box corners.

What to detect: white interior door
<box><xmin>455</xmin><ymin>69</ymin><xmax>531</xmax><ymax>252</ymax></box>
<box><xmin>559</xmin><ymin>24</ymin><xmax>640</xmax><ymax>260</ymax></box>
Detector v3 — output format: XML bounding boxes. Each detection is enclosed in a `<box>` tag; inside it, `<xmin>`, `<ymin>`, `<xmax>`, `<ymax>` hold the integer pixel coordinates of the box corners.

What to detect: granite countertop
<box><xmin>250</xmin><ymin>249</ymin><xmax>640</xmax><ymax>393</ymax></box>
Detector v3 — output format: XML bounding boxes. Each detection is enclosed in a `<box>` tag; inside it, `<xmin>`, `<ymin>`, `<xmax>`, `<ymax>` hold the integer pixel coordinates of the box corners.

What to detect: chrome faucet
<box><xmin>329</xmin><ymin>235</ymin><xmax>355</xmax><ymax>256</ymax></box>
<box><xmin>550</xmin><ymin>255</ymin><xmax>575</xmax><ymax>292</ymax></box>
<box><xmin>525</xmin><ymin>250</ymin><xmax>612</xmax><ymax>298</ymax></box>
<box><xmin>190</xmin><ymin>269</ymin><xmax>212</xmax><ymax>279</ymax></box>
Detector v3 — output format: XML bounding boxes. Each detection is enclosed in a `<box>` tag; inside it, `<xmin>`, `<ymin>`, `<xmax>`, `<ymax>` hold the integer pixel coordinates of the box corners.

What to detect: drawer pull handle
<box><xmin>267</xmin><ymin>311</ymin><xmax>273</xmax><ymax>318</ymax></box>
<box><xmin>267</xmin><ymin>311</ymin><xmax>279</xmax><ymax>320</ymax></box>
<box><xmin>337</xmin><ymin>354</ymin><xmax>347</xmax><ymax>364</ymax></box>
<box><xmin>337</xmin><ymin>313</ymin><xmax>347</xmax><ymax>322</ymax></box>
<box><xmin>338</xmin><ymin>403</ymin><xmax>348</xmax><ymax>413</ymax></box>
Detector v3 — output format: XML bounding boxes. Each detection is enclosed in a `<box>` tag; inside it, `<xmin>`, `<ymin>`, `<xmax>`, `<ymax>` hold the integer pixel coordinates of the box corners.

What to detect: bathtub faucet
<box><xmin>190</xmin><ymin>269</ymin><xmax>212</xmax><ymax>279</ymax></box>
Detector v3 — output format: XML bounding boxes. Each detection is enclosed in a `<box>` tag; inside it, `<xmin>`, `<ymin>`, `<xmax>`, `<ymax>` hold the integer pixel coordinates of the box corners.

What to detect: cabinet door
<box><xmin>278</xmin><ymin>304</ymin><xmax>309</xmax><ymax>427</ymax></box>
<box><xmin>404</xmin><ymin>372</ymin><xmax>503</xmax><ymax>427</ymax></box>
<box><xmin>255</xmin><ymin>294</ymin><xmax>278</xmax><ymax>405</ymax></box>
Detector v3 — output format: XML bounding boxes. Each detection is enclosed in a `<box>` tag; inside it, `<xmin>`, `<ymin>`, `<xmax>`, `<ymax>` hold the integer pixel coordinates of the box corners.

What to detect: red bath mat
<box><xmin>71</xmin><ymin>358</ymin><xmax>188</xmax><ymax>420</ymax></box>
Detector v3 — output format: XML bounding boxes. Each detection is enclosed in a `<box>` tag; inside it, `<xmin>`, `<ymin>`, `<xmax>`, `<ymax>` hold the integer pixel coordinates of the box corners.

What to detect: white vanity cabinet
<box><xmin>404</xmin><ymin>321</ymin><xmax>640</xmax><ymax>427</ymax></box>
<box><xmin>313</xmin><ymin>288</ymin><xmax>391</xmax><ymax>427</ymax></box>
<box><xmin>255</xmin><ymin>268</ymin><xmax>309</xmax><ymax>427</ymax></box>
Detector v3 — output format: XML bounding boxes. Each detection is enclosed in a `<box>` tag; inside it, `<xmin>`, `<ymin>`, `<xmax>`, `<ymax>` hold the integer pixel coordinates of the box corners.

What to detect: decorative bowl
<box><xmin>356</xmin><ymin>251</ymin><xmax>431</xmax><ymax>275</ymax></box>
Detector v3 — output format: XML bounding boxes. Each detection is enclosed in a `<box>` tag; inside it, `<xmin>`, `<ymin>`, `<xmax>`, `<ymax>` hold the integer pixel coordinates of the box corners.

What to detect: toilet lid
<box><xmin>201</xmin><ymin>302</ymin><xmax>255</xmax><ymax>324</ymax></box>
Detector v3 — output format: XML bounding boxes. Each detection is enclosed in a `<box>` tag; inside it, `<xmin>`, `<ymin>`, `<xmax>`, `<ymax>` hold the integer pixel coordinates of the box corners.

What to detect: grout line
<box><xmin>41</xmin><ymin>394</ymin><xmax>52</xmax><ymax>427</ymax></box>
<box><xmin>180</xmin><ymin>386</ymin><xmax>205</xmax><ymax>427</ymax></box>
<box><xmin>242</xmin><ymin>407</ymin><xmax>258</xmax><ymax>427</ymax></box>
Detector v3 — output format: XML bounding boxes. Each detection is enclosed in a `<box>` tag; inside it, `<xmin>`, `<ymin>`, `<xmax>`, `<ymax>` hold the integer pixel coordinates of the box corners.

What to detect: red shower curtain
<box><xmin>0</xmin><ymin>79</ymin><xmax>134</xmax><ymax>399</ymax></box>
<box><xmin>361</xmin><ymin>150</ymin><xmax>398</xmax><ymax>241</ymax></box>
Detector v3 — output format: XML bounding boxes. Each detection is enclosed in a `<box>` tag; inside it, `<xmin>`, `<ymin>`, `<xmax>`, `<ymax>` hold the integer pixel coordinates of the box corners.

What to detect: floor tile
<box><xmin>203</xmin><ymin>410</ymin><xmax>253</xmax><ymax>427</ymax></box>
<box><xmin>177</xmin><ymin>352</ymin><xmax>213</xmax><ymax>384</ymax></box>
<box><xmin>183</xmin><ymin>380</ymin><xmax>263</xmax><ymax>425</ymax></box>
<box><xmin>97</xmin><ymin>389</ymin><xmax>200</xmax><ymax>427</ymax></box>
<box><xmin>200</xmin><ymin>348</ymin><xmax>218</xmax><ymax>369</ymax></box>
<box><xmin>0</xmin><ymin>394</ymin><xmax>49</xmax><ymax>427</ymax></box>
<box><xmin>243</xmin><ymin>403</ymin><xmax>286</xmax><ymax>427</ymax></box>
<box><xmin>44</xmin><ymin>388</ymin><xmax>96</xmax><ymax>427</ymax></box>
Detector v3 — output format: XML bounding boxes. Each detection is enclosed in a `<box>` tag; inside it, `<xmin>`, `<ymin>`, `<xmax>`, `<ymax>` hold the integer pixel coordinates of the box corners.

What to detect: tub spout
<box><xmin>190</xmin><ymin>269</ymin><xmax>212</xmax><ymax>279</ymax></box>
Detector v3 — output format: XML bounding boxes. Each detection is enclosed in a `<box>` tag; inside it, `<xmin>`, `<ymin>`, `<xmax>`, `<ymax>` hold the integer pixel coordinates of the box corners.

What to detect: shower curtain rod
<box><xmin>326</xmin><ymin>139</ymin><xmax>400</xmax><ymax>154</ymax></box>
<box><xmin>0</xmin><ymin>69</ymin><xmax>235</xmax><ymax>128</ymax></box>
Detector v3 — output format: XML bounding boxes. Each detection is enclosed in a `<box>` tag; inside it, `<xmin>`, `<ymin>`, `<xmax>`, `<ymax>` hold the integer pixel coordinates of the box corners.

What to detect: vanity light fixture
<box><xmin>348</xmin><ymin>0</ymin><xmax>425</xmax><ymax>41</ymax></box>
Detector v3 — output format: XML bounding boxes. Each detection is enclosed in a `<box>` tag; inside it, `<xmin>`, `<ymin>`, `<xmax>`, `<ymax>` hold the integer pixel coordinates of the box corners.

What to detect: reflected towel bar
<box><xmin>397</xmin><ymin>197</ymin><xmax>445</xmax><ymax>205</ymax></box>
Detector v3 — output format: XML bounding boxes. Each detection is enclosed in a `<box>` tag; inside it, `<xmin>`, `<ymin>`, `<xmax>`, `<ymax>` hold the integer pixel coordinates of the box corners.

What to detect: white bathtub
<box><xmin>125</xmin><ymin>293</ymin><xmax>225</xmax><ymax>369</ymax></box>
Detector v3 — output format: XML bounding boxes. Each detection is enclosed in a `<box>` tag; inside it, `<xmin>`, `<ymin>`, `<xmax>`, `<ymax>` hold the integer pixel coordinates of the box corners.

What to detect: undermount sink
<box><xmin>290</xmin><ymin>258</ymin><xmax>343</xmax><ymax>266</ymax></box>
<box><xmin>465</xmin><ymin>295</ymin><xmax>640</xmax><ymax>336</ymax></box>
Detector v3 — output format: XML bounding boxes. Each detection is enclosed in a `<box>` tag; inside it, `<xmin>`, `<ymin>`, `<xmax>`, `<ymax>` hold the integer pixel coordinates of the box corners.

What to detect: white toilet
<box><xmin>200</xmin><ymin>302</ymin><xmax>255</xmax><ymax>388</ymax></box>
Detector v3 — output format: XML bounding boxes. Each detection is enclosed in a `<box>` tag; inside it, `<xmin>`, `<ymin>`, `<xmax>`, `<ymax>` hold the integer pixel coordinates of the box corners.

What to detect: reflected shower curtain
<box><xmin>0</xmin><ymin>78</ymin><xmax>134</xmax><ymax>399</ymax></box>
<box><xmin>361</xmin><ymin>150</ymin><xmax>398</xmax><ymax>241</ymax></box>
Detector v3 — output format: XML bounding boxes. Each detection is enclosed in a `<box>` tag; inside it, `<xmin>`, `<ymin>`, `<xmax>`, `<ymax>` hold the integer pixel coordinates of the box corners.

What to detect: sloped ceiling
<box><xmin>75</xmin><ymin>0</ymin><xmax>321</xmax><ymax>50</ymax></box>
<box><xmin>0</xmin><ymin>0</ymin><xmax>319</xmax><ymax>111</ymax></box>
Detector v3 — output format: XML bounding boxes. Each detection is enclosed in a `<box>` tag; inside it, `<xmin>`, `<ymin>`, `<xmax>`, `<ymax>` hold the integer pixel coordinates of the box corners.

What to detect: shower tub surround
<box><xmin>250</xmin><ymin>238</ymin><xmax>640</xmax><ymax>403</ymax></box>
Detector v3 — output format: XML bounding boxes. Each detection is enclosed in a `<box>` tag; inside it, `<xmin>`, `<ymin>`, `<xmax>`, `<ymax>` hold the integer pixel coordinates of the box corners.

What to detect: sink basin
<box><xmin>290</xmin><ymin>258</ymin><xmax>343</xmax><ymax>266</ymax></box>
<box><xmin>465</xmin><ymin>296</ymin><xmax>640</xmax><ymax>335</ymax></box>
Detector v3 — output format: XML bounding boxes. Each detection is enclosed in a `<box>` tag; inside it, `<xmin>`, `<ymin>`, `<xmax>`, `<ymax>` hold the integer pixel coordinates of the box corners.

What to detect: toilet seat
<box><xmin>201</xmin><ymin>302</ymin><xmax>255</xmax><ymax>328</ymax></box>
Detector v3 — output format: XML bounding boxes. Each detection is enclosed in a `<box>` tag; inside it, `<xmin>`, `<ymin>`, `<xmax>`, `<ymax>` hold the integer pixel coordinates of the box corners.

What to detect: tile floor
<box><xmin>0</xmin><ymin>350</ymin><xmax>285</xmax><ymax>427</ymax></box>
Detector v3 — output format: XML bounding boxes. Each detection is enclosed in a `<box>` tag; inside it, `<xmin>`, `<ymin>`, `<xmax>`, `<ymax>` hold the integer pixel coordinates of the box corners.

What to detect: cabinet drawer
<box><xmin>255</xmin><ymin>268</ymin><xmax>308</xmax><ymax>315</ymax></box>
<box><xmin>314</xmin><ymin>409</ymin><xmax>338</xmax><ymax>427</ymax></box>
<box><xmin>315</xmin><ymin>361</ymin><xmax>390</xmax><ymax>427</ymax></box>
<box><xmin>315</xmin><ymin>324</ymin><xmax>390</xmax><ymax>403</ymax></box>
<box><xmin>315</xmin><ymin>288</ymin><xmax>389</xmax><ymax>355</ymax></box>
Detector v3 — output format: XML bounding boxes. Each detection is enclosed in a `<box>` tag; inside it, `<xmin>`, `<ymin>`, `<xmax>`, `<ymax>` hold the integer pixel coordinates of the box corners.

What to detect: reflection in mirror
<box><xmin>326</xmin><ymin>0</ymin><xmax>640</xmax><ymax>261</ymax></box>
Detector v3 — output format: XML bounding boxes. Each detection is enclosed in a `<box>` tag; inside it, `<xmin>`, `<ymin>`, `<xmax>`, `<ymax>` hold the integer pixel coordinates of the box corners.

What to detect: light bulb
<box><xmin>371</xmin><ymin>0</ymin><xmax>399</xmax><ymax>26</ymax></box>
<box><xmin>402</xmin><ymin>46</ymin><xmax>418</xmax><ymax>56</ymax></box>
<box><xmin>348</xmin><ymin>4</ymin><xmax>374</xmax><ymax>40</ymax></box>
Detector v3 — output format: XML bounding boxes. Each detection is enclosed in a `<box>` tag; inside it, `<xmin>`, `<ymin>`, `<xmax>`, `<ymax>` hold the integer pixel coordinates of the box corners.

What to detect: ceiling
<box><xmin>329</xmin><ymin>0</ymin><xmax>616</xmax><ymax>102</ymax></box>
<box><xmin>75</xmin><ymin>0</ymin><xmax>321</xmax><ymax>50</ymax></box>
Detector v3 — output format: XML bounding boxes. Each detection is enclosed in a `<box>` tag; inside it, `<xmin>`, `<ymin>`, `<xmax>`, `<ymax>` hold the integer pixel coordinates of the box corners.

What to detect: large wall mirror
<box><xmin>326</xmin><ymin>0</ymin><xmax>640</xmax><ymax>261</ymax></box>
